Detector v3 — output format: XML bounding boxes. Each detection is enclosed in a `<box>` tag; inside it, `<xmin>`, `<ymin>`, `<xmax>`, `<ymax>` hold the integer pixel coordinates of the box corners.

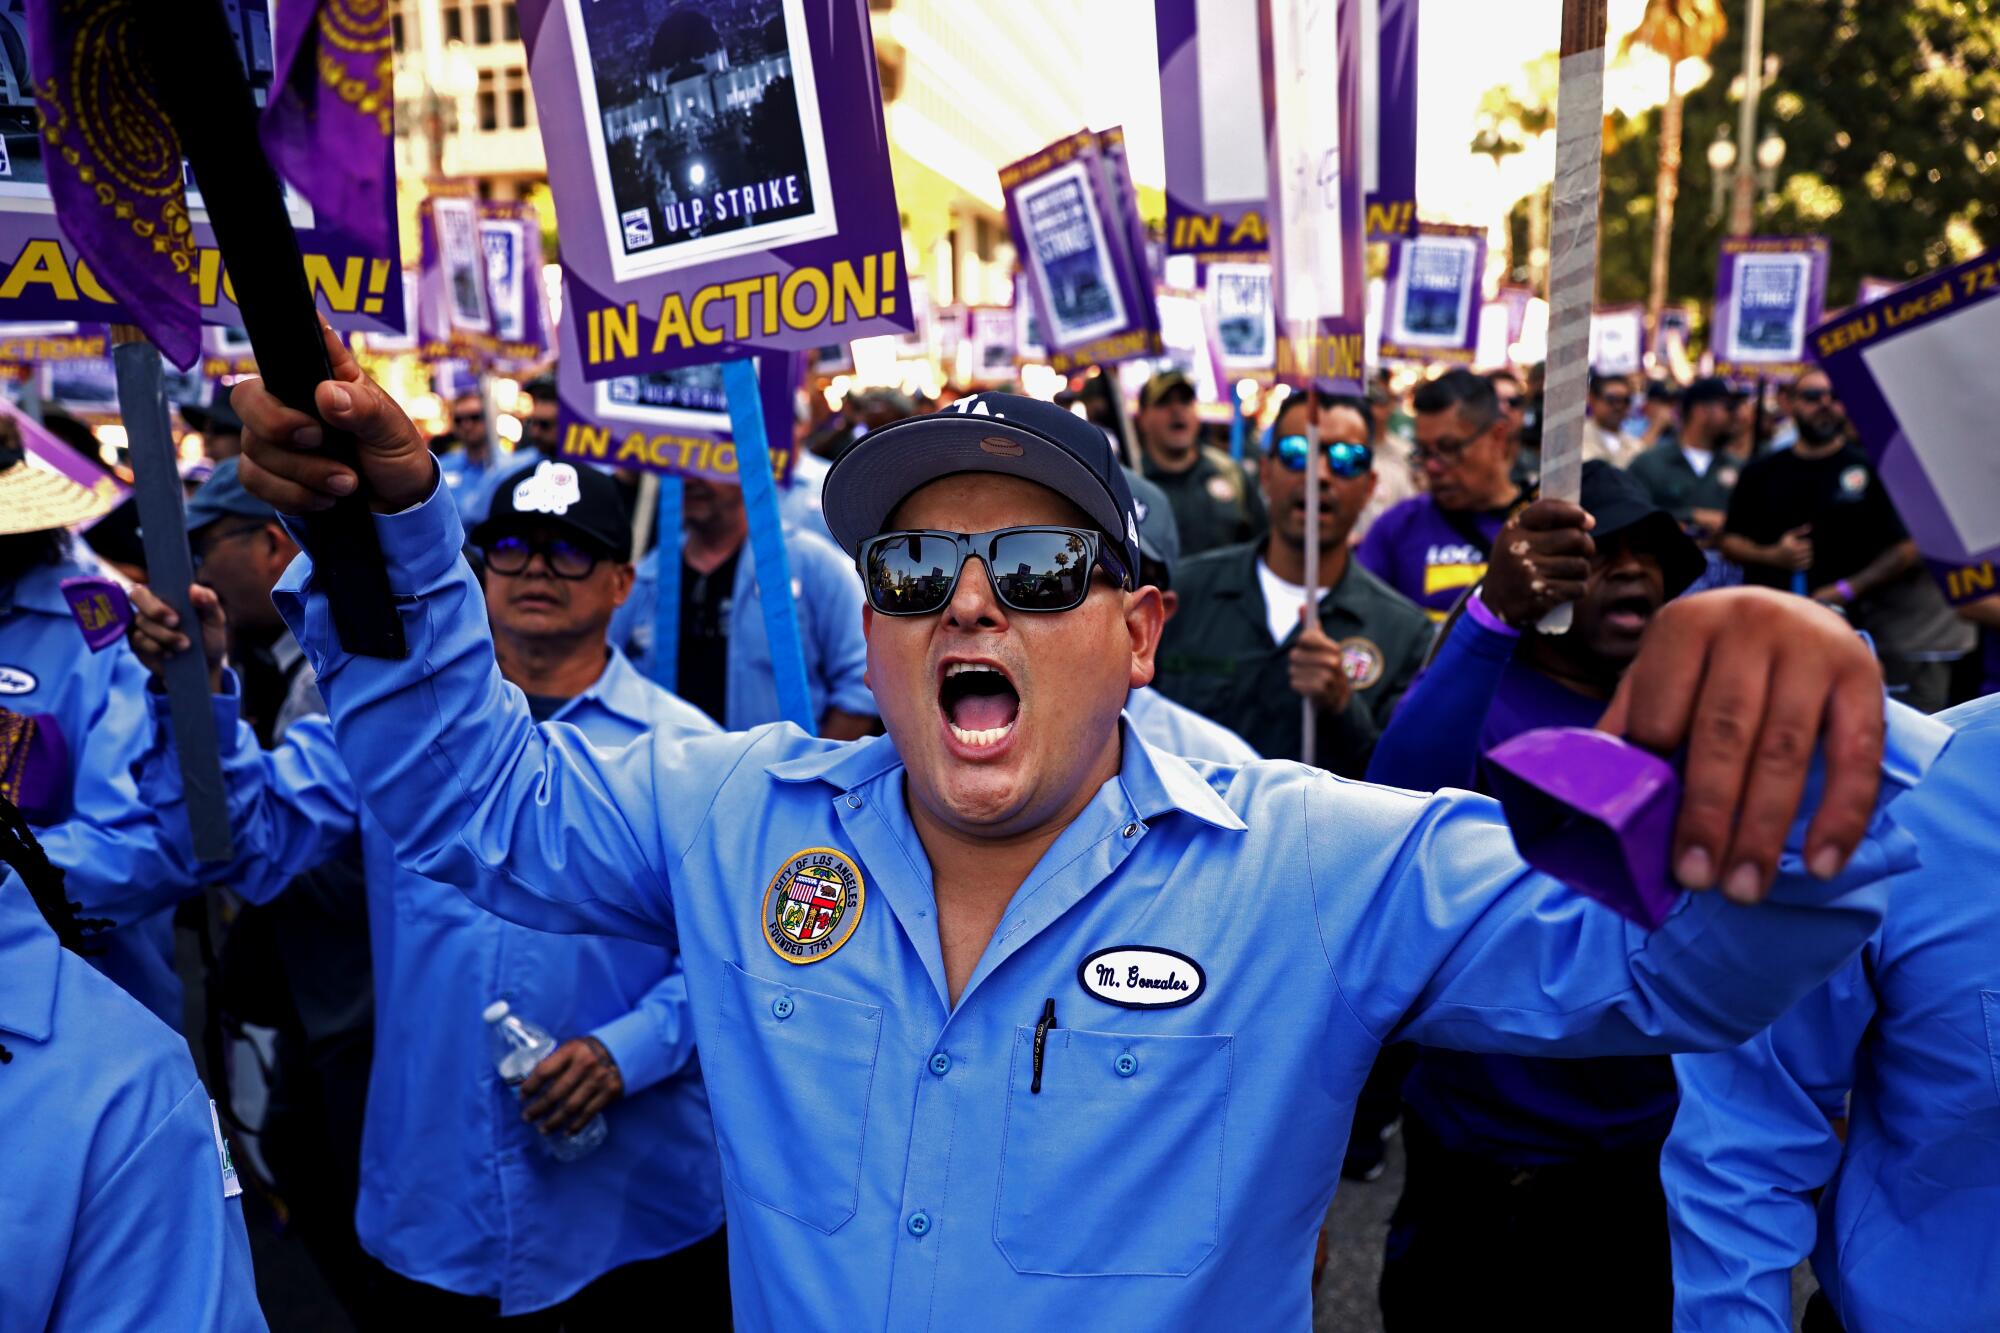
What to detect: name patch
<box><xmin>762</xmin><ymin>847</ymin><xmax>865</xmax><ymax>965</ymax></box>
<box><xmin>0</xmin><ymin>666</ymin><xmax>36</xmax><ymax>695</ymax></box>
<box><xmin>1077</xmin><ymin>946</ymin><xmax>1206</xmax><ymax>1009</ymax></box>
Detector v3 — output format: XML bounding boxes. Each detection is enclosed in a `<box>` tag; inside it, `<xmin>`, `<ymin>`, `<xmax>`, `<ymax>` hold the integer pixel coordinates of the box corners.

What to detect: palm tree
<box><xmin>1624</xmin><ymin>0</ymin><xmax>1728</xmax><ymax>332</ymax></box>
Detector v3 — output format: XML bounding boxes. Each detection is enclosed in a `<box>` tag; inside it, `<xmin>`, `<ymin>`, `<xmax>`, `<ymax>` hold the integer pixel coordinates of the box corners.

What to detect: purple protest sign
<box><xmin>1810</xmin><ymin>248</ymin><xmax>2000</xmax><ymax>606</ymax></box>
<box><xmin>553</xmin><ymin>298</ymin><xmax>798</xmax><ymax>488</ymax></box>
<box><xmin>1590</xmin><ymin>304</ymin><xmax>1647</xmax><ymax>377</ymax></box>
<box><xmin>418</xmin><ymin>181</ymin><xmax>500</xmax><ymax>362</ymax></box>
<box><xmin>1001</xmin><ymin>130</ymin><xmax>1161</xmax><ymax>374</ymax></box>
<box><xmin>5</xmin><ymin>2</ymin><xmax>404</xmax><ymax>351</ymax></box>
<box><xmin>1206</xmin><ymin>259</ymin><xmax>1275</xmax><ymax>375</ymax></box>
<box><xmin>261</xmin><ymin>0</ymin><xmax>395</xmax><ymax>255</ymax></box>
<box><xmin>517</xmin><ymin>0</ymin><xmax>910</xmax><ymax>381</ymax></box>
<box><xmin>60</xmin><ymin>576</ymin><xmax>132</xmax><ymax>651</ymax></box>
<box><xmin>1261</xmin><ymin>0</ymin><xmax>1367</xmax><ymax>394</ymax></box>
<box><xmin>1379</xmin><ymin>222</ymin><xmax>1486</xmax><ymax>365</ymax></box>
<box><xmin>480</xmin><ymin>200</ymin><xmax>552</xmax><ymax>372</ymax></box>
<box><xmin>1651</xmin><ymin>301</ymin><xmax>1696</xmax><ymax>370</ymax></box>
<box><xmin>1159</xmin><ymin>0</ymin><xmax>1414</xmax><ymax>254</ymax></box>
<box><xmin>1856</xmin><ymin>275</ymin><xmax>1902</xmax><ymax>305</ymax></box>
<box><xmin>1712</xmin><ymin>235</ymin><xmax>1830</xmax><ymax>381</ymax></box>
<box><xmin>964</xmin><ymin>306</ymin><xmax>1017</xmax><ymax>386</ymax></box>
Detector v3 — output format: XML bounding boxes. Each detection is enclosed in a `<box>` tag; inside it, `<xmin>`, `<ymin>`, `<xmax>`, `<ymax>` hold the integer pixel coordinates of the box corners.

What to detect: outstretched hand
<box><xmin>233</xmin><ymin>321</ymin><xmax>436</xmax><ymax>516</ymax></box>
<box><xmin>1598</xmin><ymin>587</ymin><xmax>1885</xmax><ymax>906</ymax></box>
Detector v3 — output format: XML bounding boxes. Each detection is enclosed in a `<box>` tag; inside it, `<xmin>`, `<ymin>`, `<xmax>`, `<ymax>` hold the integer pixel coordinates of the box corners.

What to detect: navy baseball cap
<box><xmin>183</xmin><ymin>457</ymin><xmax>276</xmax><ymax>535</ymax></box>
<box><xmin>1125</xmin><ymin>469</ymin><xmax>1180</xmax><ymax>584</ymax></box>
<box><xmin>1579</xmin><ymin>460</ymin><xmax>1706</xmax><ymax>598</ymax></box>
<box><xmin>821</xmin><ymin>392</ymin><xmax>1143</xmax><ymax>586</ymax></box>
<box><xmin>469</xmin><ymin>458</ymin><xmax>633</xmax><ymax>562</ymax></box>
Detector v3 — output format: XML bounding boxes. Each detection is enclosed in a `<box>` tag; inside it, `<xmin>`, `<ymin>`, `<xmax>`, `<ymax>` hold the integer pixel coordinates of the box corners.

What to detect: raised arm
<box><xmin>227</xmin><ymin>326</ymin><xmax>775</xmax><ymax>946</ymax></box>
<box><xmin>1363</xmin><ymin>604</ymin><xmax>1514</xmax><ymax>791</ymax></box>
<box><xmin>1661</xmin><ymin>958</ymin><xmax>1873</xmax><ymax>1332</ymax></box>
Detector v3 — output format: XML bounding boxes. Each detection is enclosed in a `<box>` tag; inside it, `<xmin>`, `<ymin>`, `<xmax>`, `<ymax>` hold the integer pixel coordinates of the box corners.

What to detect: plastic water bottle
<box><xmin>483</xmin><ymin>1000</ymin><xmax>608</xmax><ymax>1162</ymax></box>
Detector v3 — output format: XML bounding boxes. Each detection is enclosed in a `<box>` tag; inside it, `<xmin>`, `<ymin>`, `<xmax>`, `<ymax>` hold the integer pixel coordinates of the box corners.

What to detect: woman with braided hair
<box><xmin>0</xmin><ymin>795</ymin><xmax>266</xmax><ymax>1330</ymax></box>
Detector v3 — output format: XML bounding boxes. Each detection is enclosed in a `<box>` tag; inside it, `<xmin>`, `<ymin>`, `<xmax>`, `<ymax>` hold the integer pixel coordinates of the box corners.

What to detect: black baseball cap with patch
<box><xmin>1580</xmin><ymin>459</ymin><xmax>1706</xmax><ymax>598</ymax></box>
<box><xmin>469</xmin><ymin>459</ymin><xmax>633</xmax><ymax>562</ymax></box>
<box><xmin>821</xmin><ymin>392</ymin><xmax>1143</xmax><ymax>586</ymax></box>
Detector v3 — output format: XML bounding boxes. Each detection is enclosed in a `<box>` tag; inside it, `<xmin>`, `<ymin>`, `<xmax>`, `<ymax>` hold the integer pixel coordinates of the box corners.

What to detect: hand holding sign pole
<box><xmin>1536</xmin><ymin>0</ymin><xmax>1609</xmax><ymax>635</ymax></box>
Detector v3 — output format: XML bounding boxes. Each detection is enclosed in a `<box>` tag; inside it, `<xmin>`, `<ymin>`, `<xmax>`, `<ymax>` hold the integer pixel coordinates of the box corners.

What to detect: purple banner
<box><xmin>481</xmin><ymin>200</ymin><xmax>552</xmax><ymax>372</ymax></box>
<box><xmin>553</xmin><ymin>297</ymin><xmax>799</xmax><ymax>487</ymax></box>
<box><xmin>518</xmin><ymin>0</ymin><xmax>910</xmax><ymax>381</ymax></box>
<box><xmin>1260</xmin><ymin>0</ymin><xmax>1367</xmax><ymax>393</ymax></box>
<box><xmin>1810</xmin><ymin>248</ymin><xmax>2000</xmax><ymax>605</ymax></box>
<box><xmin>1158</xmin><ymin>0</ymin><xmax>1415</xmax><ymax>254</ymax></box>
<box><xmin>262</xmin><ymin>0</ymin><xmax>395</xmax><ymax>255</ymax></box>
<box><xmin>60</xmin><ymin>575</ymin><xmax>132</xmax><ymax>651</ymax></box>
<box><xmin>1379</xmin><ymin>222</ymin><xmax>1486</xmax><ymax>364</ymax></box>
<box><xmin>1712</xmin><ymin>235</ymin><xmax>1830</xmax><ymax>381</ymax></box>
<box><xmin>1001</xmin><ymin>129</ymin><xmax>1161</xmax><ymax>373</ymax></box>
<box><xmin>418</xmin><ymin>181</ymin><xmax>500</xmax><ymax>362</ymax></box>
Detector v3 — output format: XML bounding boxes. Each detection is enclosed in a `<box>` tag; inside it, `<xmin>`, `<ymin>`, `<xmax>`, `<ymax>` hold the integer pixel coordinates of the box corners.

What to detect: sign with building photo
<box><xmin>1205</xmin><ymin>260</ymin><xmax>1274</xmax><ymax>372</ymax></box>
<box><xmin>1810</xmin><ymin>247</ymin><xmax>2000</xmax><ymax>605</ymax></box>
<box><xmin>419</xmin><ymin>183</ymin><xmax>498</xmax><ymax>358</ymax></box>
<box><xmin>964</xmin><ymin>306</ymin><xmax>1018</xmax><ymax>386</ymax></box>
<box><xmin>1014</xmin><ymin>291</ymin><xmax>1047</xmax><ymax>364</ymax></box>
<box><xmin>1590</xmin><ymin>305</ymin><xmax>1647</xmax><ymax>377</ymax></box>
<box><xmin>519</xmin><ymin>0</ymin><xmax>910</xmax><ymax>378</ymax></box>
<box><xmin>1379</xmin><ymin>222</ymin><xmax>1485</xmax><ymax>364</ymax></box>
<box><xmin>0</xmin><ymin>0</ymin><xmax>402</xmax><ymax>339</ymax></box>
<box><xmin>1712</xmin><ymin>235</ymin><xmax>1829</xmax><ymax>379</ymax></box>
<box><xmin>480</xmin><ymin>200</ymin><xmax>551</xmax><ymax>369</ymax></box>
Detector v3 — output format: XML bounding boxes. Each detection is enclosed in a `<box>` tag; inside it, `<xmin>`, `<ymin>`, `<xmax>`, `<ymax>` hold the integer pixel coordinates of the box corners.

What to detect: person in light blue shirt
<box><xmin>0</xmin><ymin>802</ymin><xmax>264</xmax><ymax>1332</ymax></box>
<box><xmin>609</xmin><ymin>474</ymin><xmax>874</xmax><ymax>736</ymax></box>
<box><xmin>434</xmin><ymin>391</ymin><xmax>514</xmax><ymax>523</ymax></box>
<box><xmin>125</xmin><ymin>460</ymin><xmax>727</xmax><ymax>1319</ymax></box>
<box><xmin>1662</xmin><ymin>693</ymin><xmax>2000</xmax><ymax>1333</ymax></box>
<box><xmin>229</xmin><ymin>356</ymin><xmax>1939</xmax><ymax>1330</ymax></box>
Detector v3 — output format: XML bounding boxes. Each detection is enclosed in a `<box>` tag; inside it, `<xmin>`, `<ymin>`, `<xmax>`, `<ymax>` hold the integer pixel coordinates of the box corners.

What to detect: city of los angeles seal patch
<box><xmin>762</xmin><ymin>848</ymin><xmax>865</xmax><ymax>965</ymax></box>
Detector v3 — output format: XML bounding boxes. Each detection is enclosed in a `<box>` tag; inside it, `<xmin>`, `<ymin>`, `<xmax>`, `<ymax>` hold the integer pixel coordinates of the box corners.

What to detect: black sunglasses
<box><xmin>1794</xmin><ymin>388</ymin><xmax>1833</xmax><ymax>405</ymax></box>
<box><xmin>484</xmin><ymin>533</ymin><xmax>604</xmax><ymax>579</ymax></box>
<box><xmin>859</xmin><ymin>526</ymin><xmax>1134</xmax><ymax>616</ymax></box>
<box><xmin>1271</xmin><ymin>434</ymin><xmax>1373</xmax><ymax>479</ymax></box>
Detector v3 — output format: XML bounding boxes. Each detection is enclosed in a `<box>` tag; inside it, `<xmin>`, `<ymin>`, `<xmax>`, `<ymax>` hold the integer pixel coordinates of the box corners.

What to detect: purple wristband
<box><xmin>1466</xmin><ymin>588</ymin><xmax>1523</xmax><ymax>638</ymax></box>
<box><xmin>1835</xmin><ymin>579</ymin><xmax>1856</xmax><ymax>602</ymax></box>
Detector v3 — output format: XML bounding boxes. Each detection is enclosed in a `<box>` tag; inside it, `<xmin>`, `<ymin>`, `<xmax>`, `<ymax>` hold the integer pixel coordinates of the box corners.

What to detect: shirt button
<box><xmin>906</xmin><ymin>1210</ymin><xmax>931</xmax><ymax>1237</ymax></box>
<box><xmin>1115</xmin><ymin>1051</ymin><xmax>1138</xmax><ymax>1078</ymax></box>
<box><xmin>1122</xmin><ymin>822</ymin><xmax>1140</xmax><ymax>838</ymax></box>
<box><xmin>845</xmin><ymin>793</ymin><xmax>862</xmax><ymax>809</ymax></box>
<box><xmin>928</xmin><ymin>1052</ymin><xmax>952</xmax><ymax>1077</ymax></box>
<box><xmin>771</xmin><ymin>995</ymin><xmax>795</xmax><ymax>1020</ymax></box>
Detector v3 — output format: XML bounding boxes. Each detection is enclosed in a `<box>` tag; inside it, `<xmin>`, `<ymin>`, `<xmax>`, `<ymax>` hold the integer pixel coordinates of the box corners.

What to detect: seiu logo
<box><xmin>1425</xmin><ymin>544</ymin><xmax>1484</xmax><ymax>566</ymax></box>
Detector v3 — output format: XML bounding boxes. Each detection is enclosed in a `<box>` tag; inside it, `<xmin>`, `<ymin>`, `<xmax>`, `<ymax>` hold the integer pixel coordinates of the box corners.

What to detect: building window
<box><xmin>506</xmin><ymin>71</ymin><xmax>529</xmax><ymax>129</ymax></box>
<box><xmin>442</xmin><ymin>3</ymin><xmax>461</xmax><ymax>42</ymax></box>
<box><xmin>472</xmin><ymin>2</ymin><xmax>492</xmax><ymax>44</ymax></box>
<box><xmin>503</xmin><ymin>3</ymin><xmax>520</xmax><ymax>41</ymax></box>
<box><xmin>477</xmin><ymin>68</ymin><xmax>497</xmax><ymax>132</ymax></box>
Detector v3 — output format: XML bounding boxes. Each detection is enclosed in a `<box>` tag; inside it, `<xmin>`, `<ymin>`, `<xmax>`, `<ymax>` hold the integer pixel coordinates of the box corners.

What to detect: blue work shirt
<box><xmin>1369</xmin><ymin>608</ymin><xmax>1681</xmax><ymax>1163</ymax></box>
<box><xmin>438</xmin><ymin>442</ymin><xmax>514</xmax><ymax>522</ymax></box>
<box><xmin>0</xmin><ymin>882</ymin><xmax>263</xmax><ymax>1331</ymax></box>
<box><xmin>268</xmin><ymin>478</ymin><xmax>1940</xmax><ymax>1330</ymax></box>
<box><xmin>1</xmin><ymin>555</ymin><xmax>183</xmax><ymax>1026</ymax></box>
<box><xmin>136</xmin><ymin>648</ymin><xmax>726</xmax><ymax>1315</ymax></box>
<box><xmin>1663</xmin><ymin>694</ymin><xmax>2000</xmax><ymax>1333</ymax></box>
<box><xmin>1124</xmin><ymin>684</ymin><xmax>1260</xmax><ymax>764</ymax></box>
<box><xmin>609</xmin><ymin>523</ymin><xmax>871</xmax><ymax>730</ymax></box>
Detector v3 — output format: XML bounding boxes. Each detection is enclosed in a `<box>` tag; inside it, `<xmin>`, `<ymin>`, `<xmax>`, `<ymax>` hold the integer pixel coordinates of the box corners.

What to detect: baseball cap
<box><xmin>183</xmin><ymin>456</ymin><xmax>276</xmax><ymax>535</ymax></box>
<box><xmin>1139</xmin><ymin>370</ymin><xmax>1196</xmax><ymax>410</ymax></box>
<box><xmin>1125</xmin><ymin>470</ymin><xmax>1180</xmax><ymax>586</ymax></box>
<box><xmin>1579</xmin><ymin>460</ymin><xmax>1706</xmax><ymax>598</ymax></box>
<box><xmin>821</xmin><ymin>391</ymin><xmax>1143</xmax><ymax>584</ymax></box>
<box><xmin>469</xmin><ymin>458</ymin><xmax>633</xmax><ymax>562</ymax></box>
<box><xmin>1680</xmin><ymin>376</ymin><xmax>1738</xmax><ymax>413</ymax></box>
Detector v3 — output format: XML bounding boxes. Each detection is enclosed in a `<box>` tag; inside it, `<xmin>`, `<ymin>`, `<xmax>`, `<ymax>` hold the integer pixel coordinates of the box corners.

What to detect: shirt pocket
<box><xmin>1983</xmin><ymin>991</ymin><xmax>2000</xmax><ymax>1103</ymax></box>
<box><xmin>993</xmin><ymin>1025</ymin><xmax>1233</xmax><ymax>1277</ymax></box>
<box><xmin>714</xmin><ymin>960</ymin><xmax>883</xmax><ymax>1233</ymax></box>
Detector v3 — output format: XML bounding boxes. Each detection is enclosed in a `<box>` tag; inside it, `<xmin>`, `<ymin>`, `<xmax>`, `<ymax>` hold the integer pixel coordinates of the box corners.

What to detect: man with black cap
<box><xmin>123</xmin><ymin>455</ymin><xmax>729</xmax><ymax>1320</ymax></box>
<box><xmin>1626</xmin><ymin>377</ymin><xmax>1745</xmax><ymax>540</ymax></box>
<box><xmin>222</xmin><ymin>333</ymin><xmax>1943</xmax><ymax>1329</ymax></box>
<box><xmin>1135</xmin><ymin>369</ymin><xmax>1265</xmax><ymax>557</ymax></box>
<box><xmin>1365</xmin><ymin>462</ymin><xmax>1716</xmax><ymax>1330</ymax></box>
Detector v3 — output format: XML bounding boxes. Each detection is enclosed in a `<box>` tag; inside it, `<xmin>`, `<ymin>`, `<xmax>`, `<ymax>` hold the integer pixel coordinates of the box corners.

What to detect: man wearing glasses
<box><xmin>1583</xmin><ymin>371</ymin><xmax>1641</xmax><ymax>467</ymax></box>
<box><xmin>1358</xmin><ymin>368</ymin><xmax>1528</xmax><ymax>620</ymax></box>
<box><xmin>435</xmin><ymin>390</ymin><xmax>514</xmax><ymax>521</ymax></box>
<box><xmin>1155</xmin><ymin>390</ymin><xmax>1428</xmax><ymax>777</ymax></box>
<box><xmin>222</xmin><ymin>337</ymin><xmax>1943</xmax><ymax>1328</ymax></box>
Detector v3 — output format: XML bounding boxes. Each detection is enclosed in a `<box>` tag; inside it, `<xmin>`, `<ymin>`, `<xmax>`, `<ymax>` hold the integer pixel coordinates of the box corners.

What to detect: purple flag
<box><xmin>60</xmin><ymin>575</ymin><xmax>132</xmax><ymax>651</ymax></box>
<box><xmin>261</xmin><ymin>0</ymin><xmax>394</xmax><ymax>255</ymax></box>
<box><xmin>26</xmin><ymin>0</ymin><xmax>202</xmax><ymax>366</ymax></box>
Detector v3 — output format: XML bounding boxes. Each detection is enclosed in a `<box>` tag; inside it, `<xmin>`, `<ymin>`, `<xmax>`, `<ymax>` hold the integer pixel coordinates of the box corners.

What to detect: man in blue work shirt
<box><xmin>226</xmin><ymin>340</ymin><xmax>1938</xmax><ymax>1330</ymax></box>
<box><xmin>610</xmin><ymin>472</ymin><xmax>875</xmax><ymax>737</ymax></box>
<box><xmin>0</xmin><ymin>801</ymin><xmax>265</xmax><ymax>1331</ymax></box>
<box><xmin>1663</xmin><ymin>693</ymin><xmax>2000</xmax><ymax>1333</ymax></box>
<box><xmin>125</xmin><ymin>458</ymin><xmax>727</xmax><ymax>1322</ymax></box>
<box><xmin>1365</xmin><ymin>462</ymin><xmax>1710</xmax><ymax>1329</ymax></box>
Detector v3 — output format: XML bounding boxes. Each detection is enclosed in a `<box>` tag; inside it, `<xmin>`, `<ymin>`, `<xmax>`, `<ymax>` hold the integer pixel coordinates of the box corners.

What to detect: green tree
<box><xmin>1624</xmin><ymin>0</ymin><xmax>1729</xmax><ymax>328</ymax></box>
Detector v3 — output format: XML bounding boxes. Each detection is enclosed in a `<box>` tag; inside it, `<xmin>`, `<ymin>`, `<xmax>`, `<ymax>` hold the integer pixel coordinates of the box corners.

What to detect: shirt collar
<box><xmin>0</xmin><ymin>882</ymin><xmax>59</xmax><ymax>1043</ymax></box>
<box><xmin>764</xmin><ymin>721</ymin><xmax>1246</xmax><ymax>834</ymax></box>
<box><xmin>551</xmin><ymin>646</ymin><xmax>654</xmax><ymax>727</ymax></box>
<box><xmin>2</xmin><ymin>556</ymin><xmax>89</xmax><ymax>619</ymax></box>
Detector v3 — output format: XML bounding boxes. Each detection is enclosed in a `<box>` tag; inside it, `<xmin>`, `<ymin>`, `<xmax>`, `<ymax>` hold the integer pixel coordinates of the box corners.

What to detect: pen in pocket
<box><xmin>1031</xmin><ymin>997</ymin><xmax>1057</xmax><ymax>1094</ymax></box>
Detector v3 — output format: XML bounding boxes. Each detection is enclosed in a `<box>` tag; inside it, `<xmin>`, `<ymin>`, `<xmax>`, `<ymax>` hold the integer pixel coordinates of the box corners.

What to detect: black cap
<box><xmin>1579</xmin><ymin>460</ymin><xmax>1706</xmax><ymax>598</ymax></box>
<box><xmin>821</xmin><ymin>391</ymin><xmax>1142</xmax><ymax>585</ymax></box>
<box><xmin>1680</xmin><ymin>376</ymin><xmax>1739</xmax><ymax>413</ymax></box>
<box><xmin>469</xmin><ymin>459</ymin><xmax>633</xmax><ymax>562</ymax></box>
<box><xmin>1139</xmin><ymin>369</ymin><xmax>1196</xmax><ymax>409</ymax></box>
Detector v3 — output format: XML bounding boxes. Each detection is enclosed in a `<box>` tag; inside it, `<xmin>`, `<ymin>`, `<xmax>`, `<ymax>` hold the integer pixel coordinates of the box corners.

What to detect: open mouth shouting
<box><xmin>938</xmin><ymin>659</ymin><xmax>1021</xmax><ymax>754</ymax></box>
<box><xmin>1600</xmin><ymin>587</ymin><xmax>1659</xmax><ymax>635</ymax></box>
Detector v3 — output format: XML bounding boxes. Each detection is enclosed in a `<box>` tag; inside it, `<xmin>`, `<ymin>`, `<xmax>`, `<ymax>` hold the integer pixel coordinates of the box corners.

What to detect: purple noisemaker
<box><xmin>60</xmin><ymin>576</ymin><xmax>133</xmax><ymax>652</ymax></box>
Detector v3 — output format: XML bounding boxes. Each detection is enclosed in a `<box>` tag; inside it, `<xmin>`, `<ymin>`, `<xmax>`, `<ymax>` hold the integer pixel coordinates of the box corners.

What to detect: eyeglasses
<box><xmin>454</xmin><ymin>411</ymin><xmax>485</xmax><ymax>425</ymax></box>
<box><xmin>1270</xmin><ymin>434</ymin><xmax>1374</xmax><ymax>479</ymax></box>
<box><xmin>1413</xmin><ymin>432</ymin><xmax>1482</xmax><ymax>468</ymax></box>
<box><xmin>1794</xmin><ymin>388</ymin><xmax>1833</xmax><ymax>405</ymax></box>
<box><xmin>484</xmin><ymin>534</ymin><xmax>603</xmax><ymax>579</ymax></box>
<box><xmin>526</xmin><ymin>414</ymin><xmax>560</xmax><ymax>434</ymax></box>
<box><xmin>859</xmin><ymin>526</ymin><xmax>1134</xmax><ymax>616</ymax></box>
<box><xmin>1599</xmin><ymin>394</ymin><xmax>1633</xmax><ymax>411</ymax></box>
